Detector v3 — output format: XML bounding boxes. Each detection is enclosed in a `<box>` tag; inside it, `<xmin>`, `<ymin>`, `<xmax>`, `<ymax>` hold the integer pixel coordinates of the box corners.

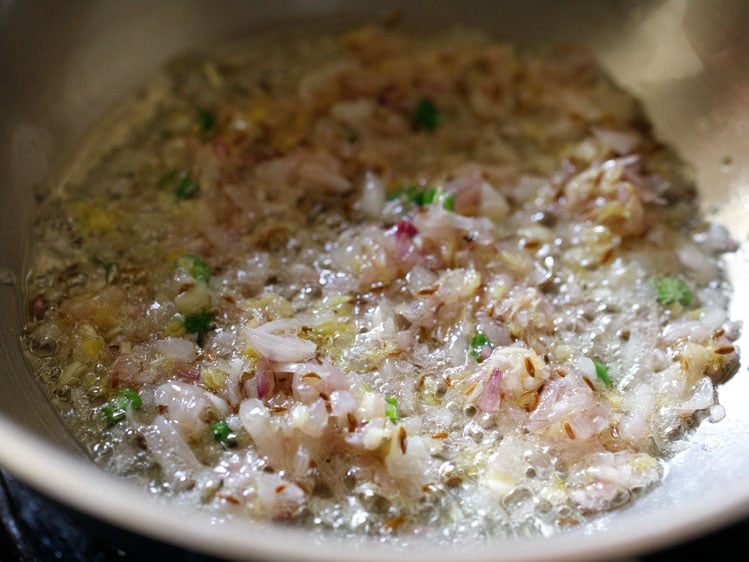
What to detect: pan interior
<box><xmin>1</xmin><ymin>1</ymin><xmax>748</xmax><ymax>560</ymax></box>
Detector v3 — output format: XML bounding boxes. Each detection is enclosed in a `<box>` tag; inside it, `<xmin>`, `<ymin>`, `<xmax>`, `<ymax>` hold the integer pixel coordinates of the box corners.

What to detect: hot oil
<box><xmin>19</xmin><ymin>23</ymin><xmax>738</xmax><ymax>543</ymax></box>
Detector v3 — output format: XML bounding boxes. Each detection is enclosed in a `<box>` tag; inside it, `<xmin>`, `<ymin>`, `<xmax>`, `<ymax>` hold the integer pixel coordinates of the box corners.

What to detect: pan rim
<box><xmin>1</xmin><ymin>416</ymin><xmax>748</xmax><ymax>562</ymax></box>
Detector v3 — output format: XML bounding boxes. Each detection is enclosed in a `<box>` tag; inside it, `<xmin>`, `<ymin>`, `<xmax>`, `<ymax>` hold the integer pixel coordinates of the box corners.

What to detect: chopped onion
<box><xmin>138</xmin><ymin>415</ymin><xmax>202</xmax><ymax>491</ymax></box>
<box><xmin>329</xmin><ymin>390</ymin><xmax>357</xmax><ymax>419</ymax></box>
<box><xmin>476</xmin><ymin>369</ymin><xmax>502</xmax><ymax>413</ymax></box>
<box><xmin>155</xmin><ymin>337</ymin><xmax>196</xmax><ymax>362</ymax></box>
<box><xmin>239</xmin><ymin>398</ymin><xmax>278</xmax><ymax>461</ymax></box>
<box><xmin>592</xmin><ymin>127</ymin><xmax>641</xmax><ymax>155</ymax></box>
<box><xmin>255</xmin><ymin>358</ymin><xmax>275</xmax><ymax>400</ymax></box>
<box><xmin>480</xmin><ymin>183</ymin><xmax>510</xmax><ymax>220</ymax></box>
<box><xmin>243</xmin><ymin>326</ymin><xmax>316</xmax><ymax>362</ymax></box>
<box><xmin>154</xmin><ymin>381</ymin><xmax>229</xmax><ymax>439</ymax></box>
<box><xmin>255</xmin><ymin>472</ymin><xmax>307</xmax><ymax>519</ymax></box>
<box><xmin>291</xmin><ymin>361</ymin><xmax>348</xmax><ymax>403</ymax></box>
<box><xmin>355</xmin><ymin>171</ymin><xmax>386</xmax><ymax>217</ymax></box>
<box><xmin>620</xmin><ymin>384</ymin><xmax>656</xmax><ymax>442</ymax></box>
<box><xmin>303</xmin><ymin>398</ymin><xmax>329</xmax><ymax>438</ymax></box>
<box><xmin>710</xmin><ymin>403</ymin><xmax>726</xmax><ymax>423</ymax></box>
<box><xmin>297</xmin><ymin>159</ymin><xmax>351</xmax><ymax>193</ymax></box>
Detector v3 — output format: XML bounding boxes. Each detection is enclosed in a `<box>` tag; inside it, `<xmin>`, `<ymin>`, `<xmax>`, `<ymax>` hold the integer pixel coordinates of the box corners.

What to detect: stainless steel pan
<box><xmin>2</xmin><ymin>1</ymin><xmax>748</xmax><ymax>560</ymax></box>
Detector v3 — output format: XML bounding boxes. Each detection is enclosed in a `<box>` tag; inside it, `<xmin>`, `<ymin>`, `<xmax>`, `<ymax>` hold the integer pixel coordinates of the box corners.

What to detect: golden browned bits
<box><xmin>445</xmin><ymin>476</ymin><xmax>463</xmax><ymax>488</ymax></box>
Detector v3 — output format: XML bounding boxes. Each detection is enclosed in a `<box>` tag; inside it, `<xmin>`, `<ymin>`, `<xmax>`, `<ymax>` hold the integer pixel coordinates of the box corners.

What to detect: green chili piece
<box><xmin>385</xmin><ymin>396</ymin><xmax>399</xmax><ymax>425</ymax></box>
<box><xmin>413</xmin><ymin>98</ymin><xmax>439</xmax><ymax>131</ymax></box>
<box><xmin>102</xmin><ymin>387</ymin><xmax>142</xmax><ymax>426</ymax></box>
<box><xmin>157</xmin><ymin>168</ymin><xmax>200</xmax><ymax>200</ymax></box>
<box><xmin>650</xmin><ymin>277</ymin><xmax>692</xmax><ymax>306</ymax></box>
<box><xmin>197</xmin><ymin>107</ymin><xmax>215</xmax><ymax>132</ymax></box>
<box><xmin>592</xmin><ymin>359</ymin><xmax>613</xmax><ymax>389</ymax></box>
<box><xmin>388</xmin><ymin>185</ymin><xmax>454</xmax><ymax>210</ymax></box>
<box><xmin>470</xmin><ymin>333</ymin><xmax>491</xmax><ymax>362</ymax></box>
<box><xmin>184</xmin><ymin>312</ymin><xmax>213</xmax><ymax>337</ymax></box>
<box><xmin>183</xmin><ymin>254</ymin><xmax>212</xmax><ymax>283</ymax></box>
<box><xmin>210</xmin><ymin>420</ymin><xmax>232</xmax><ymax>444</ymax></box>
<box><xmin>420</xmin><ymin>187</ymin><xmax>438</xmax><ymax>206</ymax></box>
<box><xmin>175</xmin><ymin>173</ymin><xmax>199</xmax><ymax>200</ymax></box>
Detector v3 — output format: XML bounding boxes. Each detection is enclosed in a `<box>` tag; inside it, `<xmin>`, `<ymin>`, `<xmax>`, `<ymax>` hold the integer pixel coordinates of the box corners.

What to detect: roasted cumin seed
<box><xmin>564</xmin><ymin>422</ymin><xmax>576</xmax><ymax>439</ymax></box>
<box><xmin>524</xmin><ymin>356</ymin><xmax>536</xmax><ymax>377</ymax></box>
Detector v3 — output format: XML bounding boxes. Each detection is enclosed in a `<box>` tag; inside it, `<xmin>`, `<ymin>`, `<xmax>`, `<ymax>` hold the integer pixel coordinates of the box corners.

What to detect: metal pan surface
<box><xmin>1</xmin><ymin>1</ymin><xmax>748</xmax><ymax>560</ymax></box>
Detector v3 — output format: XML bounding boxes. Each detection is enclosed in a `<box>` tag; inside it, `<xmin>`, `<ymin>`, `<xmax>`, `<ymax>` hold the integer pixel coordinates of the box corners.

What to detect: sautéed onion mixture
<box><xmin>24</xmin><ymin>26</ymin><xmax>741</xmax><ymax>539</ymax></box>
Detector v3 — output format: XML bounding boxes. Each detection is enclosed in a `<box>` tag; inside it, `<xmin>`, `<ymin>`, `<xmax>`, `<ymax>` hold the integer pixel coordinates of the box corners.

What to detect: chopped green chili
<box><xmin>184</xmin><ymin>312</ymin><xmax>213</xmax><ymax>339</ymax></box>
<box><xmin>183</xmin><ymin>254</ymin><xmax>211</xmax><ymax>283</ymax></box>
<box><xmin>413</xmin><ymin>97</ymin><xmax>439</xmax><ymax>131</ymax></box>
<box><xmin>419</xmin><ymin>187</ymin><xmax>438</xmax><ymax>205</ymax></box>
<box><xmin>175</xmin><ymin>173</ymin><xmax>199</xmax><ymax>200</ymax></box>
<box><xmin>470</xmin><ymin>333</ymin><xmax>491</xmax><ymax>362</ymax></box>
<box><xmin>385</xmin><ymin>396</ymin><xmax>399</xmax><ymax>424</ymax></box>
<box><xmin>210</xmin><ymin>420</ymin><xmax>236</xmax><ymax>446</ymax></box>
<box><xmin>592</xmin><ymin>359</ymin><xmax>613</xmax><ymax>389</ymax></box>
<box><xmin>101</xmin><ymin>387</ymin><xmax>142</xmax><ymax>426</ymax></box>
<box><xmin>650</xmin><ymin>277</ymin><xmax>692</xmax><ymax>306</ymax></box>
<box><xmin>387</xmin><ymin>185</ymin><xmax>422</xmax><ymax>203</ymax></box>
<box><xmin>157</xmin><ymin>169</ymin><xmax>200</xmax><ymax>200</ymax></box>
<box><xmin>387</xmin><ymin>185</ymin><xmax>454</xmax><ymax>211</ymax></box>
<box><xmin>197</xmin><ymin>107</ymin><xmax>215</xmax><ymax>132</ymax></box>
